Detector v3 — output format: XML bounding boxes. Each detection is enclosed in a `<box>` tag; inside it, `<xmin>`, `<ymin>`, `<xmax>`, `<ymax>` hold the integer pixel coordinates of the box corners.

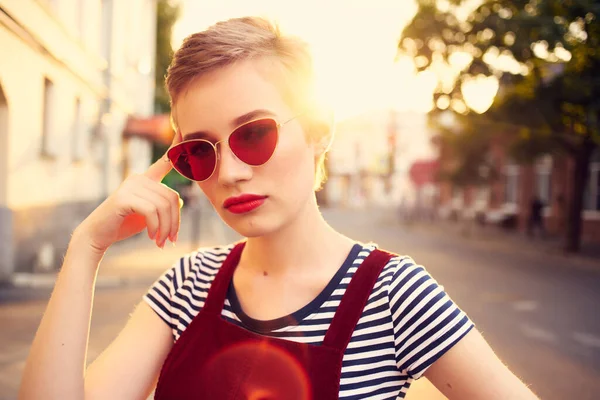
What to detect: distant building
<box><xmin>0</xmin><ymin>0</ymin><xmax>158</xmax><ymax>281</ymax></box>
<box><xmin>436</xmin><ymin>134</ymin><xmax>600</xmax><ymax>243</ymax></box>
<box><xmin>326</xmin><ymin>109</ymin><xmax>434</xmax><ymax>208</ymax></box>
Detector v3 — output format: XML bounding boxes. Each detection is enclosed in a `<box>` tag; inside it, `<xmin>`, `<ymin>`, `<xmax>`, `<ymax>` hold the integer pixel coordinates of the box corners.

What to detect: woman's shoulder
<box><xmin>188</xmin><ymin>243</ymin><xmax>236</xmax><ymax>266</ymax></box>
<box><xmin>356</xmin><ymin>243</ymin><xmax>435</xmax><ymax>294</ymax></box>
<box><xmin>152</xmin><ymin>243</ymin><xmax>237</xmax><ymax>292</ymax></box>
<box><xmin>358</xmin><ymin>242</ymin><xmax>418</xmax><ymax>273</ymax></box>
<box><xmin>143</xmin><ymin>243</ymin><xmax>239</xmax><ymax>340</ymax></box>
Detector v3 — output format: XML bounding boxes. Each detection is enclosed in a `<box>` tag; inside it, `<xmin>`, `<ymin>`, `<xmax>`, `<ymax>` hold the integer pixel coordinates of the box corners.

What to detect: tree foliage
<box><xmin>402</xmin><ymin>0</ymin><xmax>600</xmax><ymax>251</ymax></box>
<box><xmin>431</xmin><ymin>111</ymin><xmax>499</xmax><ymax>186</ymax></box>
<box><xmin>153</xmin><ymin>0</ymin><xmax>186</xmax><ymax>188</ymax></box>
<box><xmin>402</xmin><ymin>0</ymin><xmax>600</xmax><ymax>144</ymax></box>
<box><xmin>155</xmin><ymin>0</ymin><xmax>181</xmax><ymax>114</ymax></box>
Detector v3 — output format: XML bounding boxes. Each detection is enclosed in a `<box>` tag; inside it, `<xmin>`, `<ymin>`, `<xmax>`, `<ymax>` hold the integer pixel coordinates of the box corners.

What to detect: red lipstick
<box><xmin>223</xmin><ymin>194</ymin><xmax>267</xmax><ymax>214</ymax></box>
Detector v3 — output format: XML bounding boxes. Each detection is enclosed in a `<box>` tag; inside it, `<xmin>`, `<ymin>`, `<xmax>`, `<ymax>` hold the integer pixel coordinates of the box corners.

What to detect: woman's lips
<box><xmin>223</xmin><ymin>194</ymin><xmax>268</xmax><ymax>214</ymax></box>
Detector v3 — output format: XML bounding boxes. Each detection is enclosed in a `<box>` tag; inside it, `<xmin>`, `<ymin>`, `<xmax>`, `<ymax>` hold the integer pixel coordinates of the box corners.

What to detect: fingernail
<box><xmin>179</xmin><ymin>198</ymin><xmax>184</xmax><ymax>208</ymax></box>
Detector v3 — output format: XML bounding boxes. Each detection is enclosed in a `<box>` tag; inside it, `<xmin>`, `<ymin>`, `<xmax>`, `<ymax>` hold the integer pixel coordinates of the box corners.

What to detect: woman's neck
<box><xmin>241</xmin><ymin>195</ymin><xmax>354</xmax><ymax>277</ymax></box>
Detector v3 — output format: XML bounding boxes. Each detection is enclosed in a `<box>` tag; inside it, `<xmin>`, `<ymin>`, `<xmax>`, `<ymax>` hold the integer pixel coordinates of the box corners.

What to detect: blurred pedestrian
<box><xmin>527</xmin><ymin>196</ymin><xmax>546</xmax><ymax>239</ymax></box>
<box><xmin>20</xmin><ymin>16</ymin><xmax>539</xmax><ymax>400</ymax></box>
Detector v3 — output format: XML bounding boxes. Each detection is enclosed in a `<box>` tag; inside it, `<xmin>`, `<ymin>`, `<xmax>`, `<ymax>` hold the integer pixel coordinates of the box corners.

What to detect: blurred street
<box><xmin>2</xmin><ymin>1</ymin><xmax>600</xmax><ymax>399</ymax></box>
<box><xmin>1</xmin><ymin>206</ymin><xmax>599</xmax><ymax>399</ymax></box>
<box><xmin>338</xmin><ymin>208</ymin><xmax>600</xmax><ymax>400</ymax></box>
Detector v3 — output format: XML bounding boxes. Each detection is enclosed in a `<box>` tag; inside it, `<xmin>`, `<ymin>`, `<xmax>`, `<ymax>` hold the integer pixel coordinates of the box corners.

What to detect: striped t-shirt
<box><xmin>144</xmin><ymin>242</ymin><xmax>474</xmax><ymax>399</ymax></box>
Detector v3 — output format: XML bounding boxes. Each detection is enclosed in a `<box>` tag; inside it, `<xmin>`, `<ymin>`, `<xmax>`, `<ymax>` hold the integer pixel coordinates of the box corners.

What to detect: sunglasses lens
<box><xmin>229</xmin><ymin>119</ymin><xmax>278</xmax><ymax>166</ymax></box>
<box><xmin>167</xmin><ymin>140</ymin><xmax>216</xmax><ymax>181</ymax></box>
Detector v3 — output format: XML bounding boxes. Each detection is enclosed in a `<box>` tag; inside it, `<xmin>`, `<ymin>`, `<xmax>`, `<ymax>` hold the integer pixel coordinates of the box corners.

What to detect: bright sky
<box><xmin>171</xmin><ymin>0</ymin><xmax>440</xmax><ymax>121</ymax></box>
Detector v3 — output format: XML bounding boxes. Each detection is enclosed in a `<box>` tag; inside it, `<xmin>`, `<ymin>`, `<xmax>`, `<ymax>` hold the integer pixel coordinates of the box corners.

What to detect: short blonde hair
<box><xmin>166</xmin><ymin>16</ymin><xmax>331</xmax><ymax>190</ymax></box>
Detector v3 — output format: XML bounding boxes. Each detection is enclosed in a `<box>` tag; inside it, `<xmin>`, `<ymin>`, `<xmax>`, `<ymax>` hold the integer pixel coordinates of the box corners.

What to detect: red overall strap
<box><xmin>322</xmin><ymin>248</ymin><xmax>395</xmax><ymax>352</ymax></box>
<box><xmin>202</xmin><ymin>241</ymin><xmax>246</xmax><ymax>316</ymax></box>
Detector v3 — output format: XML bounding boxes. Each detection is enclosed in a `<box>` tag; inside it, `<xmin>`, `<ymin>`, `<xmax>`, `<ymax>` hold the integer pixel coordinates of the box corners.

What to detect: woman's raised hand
<box><xmin>76</xmin><ymin>131</ymin><xmax>184</xmax><ymax>255</ymax></box>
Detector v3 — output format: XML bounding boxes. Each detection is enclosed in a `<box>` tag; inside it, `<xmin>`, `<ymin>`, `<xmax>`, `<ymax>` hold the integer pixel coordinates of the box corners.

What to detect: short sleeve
<box><xmin>143</xmin><ymin>250</ymin><xmax>198</xmax><ymax>339</ymax></box>
<box><xmin>388</xmin><ymin>256</ymin><xmax>474</xmax><ymax>379</ymax></box>
<box><xmin>143</xmin><ymin>260</ymin><xmax>178</xmax><ymax>335</ymax></box>
<box><xmin>142</xmin><ymin>245</ymin><xmax>234</xmax><ymax>341</ymax></box>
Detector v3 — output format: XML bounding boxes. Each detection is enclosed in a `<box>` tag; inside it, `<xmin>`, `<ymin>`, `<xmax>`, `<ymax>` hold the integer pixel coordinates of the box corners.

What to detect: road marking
<box><xmin>481</xmin><ymin>292</ymin><xmax>523</xmax><ymax>302</ymax></box>
<box><xmin>573</xmin><ymin>332</ymin><xmax>600</xmax><ymax>349</ymax></box>
<box><xmin>512</xmin><ymin>300</ymin><xmax>538</xmax><ymax>312</ymax></box>
<box><xmin>0</xmin><ymin>349</ymin><xmax>29</xmax><ymax>366</ymax></box>
<box><xmin>520</xmin><ymin>324</ymin><xmax>559</xmax><ymax>344</ymax></box>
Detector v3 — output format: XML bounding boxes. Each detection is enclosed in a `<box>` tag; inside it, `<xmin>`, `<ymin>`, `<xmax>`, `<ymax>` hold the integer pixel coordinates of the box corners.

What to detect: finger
<box><xmin>125</xmin><ymin>194</ymin><xmax>160</xmax><ymax>240</ymax></box>
<box><xmin>138</xmin><ymin>178</ymin><xmax>182</xmax><ymax>244</ymax></box>
<box><xmin>144</xmin><ymin>128</ymin><xmax>183</xmax><ymax>182</ymax></box>
<box><xmin>144</xmin><ymin>152</ymin><xmax>173</xmax><ymax>182</ymax></box>
<box><xmin>134</xmin><ymin>187</ymin><xmax>172</xmax><ymax>248</ymax></box>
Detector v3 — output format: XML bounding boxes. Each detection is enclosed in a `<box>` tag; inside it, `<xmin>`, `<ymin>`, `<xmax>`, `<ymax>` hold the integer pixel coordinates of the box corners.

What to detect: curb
<box><xmin>10</xmin><ymin>272</ymin><xmax>154</xmax><ymax>290</ymax></box>
<box><xmin>396</xmin><ymin>220</ymin><xmax>600</xmax><ymax>273</ymax></box>
<box><xmin>0</xmin><ymin>273</ymin><xmax>159</xmax><ymax>304</ymax></box>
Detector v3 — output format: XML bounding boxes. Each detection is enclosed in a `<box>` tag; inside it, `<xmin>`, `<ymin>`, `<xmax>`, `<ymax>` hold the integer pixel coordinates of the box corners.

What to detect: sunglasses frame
<box><xmin>165</xmin><ymin>114</ymin><xmax>301</xmax><ymax>182</ymax></box>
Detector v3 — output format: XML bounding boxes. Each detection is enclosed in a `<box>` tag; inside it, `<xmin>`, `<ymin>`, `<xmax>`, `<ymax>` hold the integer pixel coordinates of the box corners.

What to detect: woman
<box><xmin>19</xmin><ymin>17</ymin><xmax>538</xmax><ymax>400</ymax></box>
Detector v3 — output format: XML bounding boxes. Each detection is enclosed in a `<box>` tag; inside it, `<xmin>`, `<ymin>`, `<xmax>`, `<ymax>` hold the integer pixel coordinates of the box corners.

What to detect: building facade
<box><xmin>436</xmin><ymin>136</ymin><xmax>600</xmax><ymax>243</ymax></box>
<box><xmin>326</xmin><ymin>110</ymin><xmax>434</xmax><ymax>208</ymax></box>
<box><xmin>0</xmin><ymin>0</ymin><xmax>157</xmax><ymax>281</ymax></box>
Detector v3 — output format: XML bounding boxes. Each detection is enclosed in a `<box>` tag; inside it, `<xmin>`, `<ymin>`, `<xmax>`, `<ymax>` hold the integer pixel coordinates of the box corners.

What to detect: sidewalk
<box><xmin>6</xmin><ymin>205</ymin><xmax>599</xmax><ymax>297</ymax></box>
<box><xmin>5</xmin><ymin>203</ymin><xmax>241</xmax><ymax>297</ymax></box>
<box><xmin>98</xmin><ymin>201</ymin><xmax>245</xmax><ymax>288</ymax></box>
<box><xmin>387</xmin><ymin>208</ymin><xmax>600</xmax><ymax>273</ymax></box>
<box><xmin>0</xmin><ymin>205</ymin><xmax>449</xmax><ymax>399</ymax></box>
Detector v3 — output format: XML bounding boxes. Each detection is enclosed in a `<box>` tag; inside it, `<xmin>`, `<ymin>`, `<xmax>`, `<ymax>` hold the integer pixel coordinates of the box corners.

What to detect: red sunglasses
<box><xmin>166</xmin><ymin>115</ymin><xmax>300</xmax><ymax>182</ymax></box>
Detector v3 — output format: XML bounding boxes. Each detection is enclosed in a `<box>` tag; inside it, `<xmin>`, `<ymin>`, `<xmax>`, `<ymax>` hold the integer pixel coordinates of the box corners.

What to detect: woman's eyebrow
<box><xmin>231</xmin><ymin>109</ymin><xmax>276</xmax><ymax>127</ymax></box>
<box><xmin>183</xmin><ymin>130</ymin><xmax>216</xmax><ymax>141</ymax></box>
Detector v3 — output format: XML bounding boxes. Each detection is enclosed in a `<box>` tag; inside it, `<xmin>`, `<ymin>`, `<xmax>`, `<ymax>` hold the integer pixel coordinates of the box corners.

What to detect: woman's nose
<box><xmin>216</xmin><ymin>143</ymin><xmax>253</xmax><ymax>186</ymax></box>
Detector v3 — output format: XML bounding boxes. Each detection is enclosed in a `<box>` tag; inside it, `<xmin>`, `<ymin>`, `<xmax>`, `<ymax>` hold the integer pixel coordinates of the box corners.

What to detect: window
<box><xmin>72</xmin><ymin>97</ymin><xmax>83</xmax><ymax>161</ymax></box>
<box><xmin>0</xmin><ymin>85</ymin><xmax>8</xmax><ymax>203</ymax></box>
<box><xmin>451</xmin><ymin>186</ymin><xmax>464</xmax><ymax>208</ymax></box>
<box><xmin>41</xmin><ymin>78</ymin><xmax>55</xmax><ymax>157</ymax></box>
<box><xmin>475</xmin><ymin>187</ymin><xmax>489</xmax><ymax>210</ymax></box>
<box><xmin>535</xmin><ymin>155</ymin><xmax>552</xmax><ymax>204</ymax></box>
<box><xmin>100</xmin><ymin>0</ymin><xmax>112</xmax><ymax>62</ymax></box>
<box><xmin>584</xmin><ymin>150</ymin><xmax>600</xmax><ymax>212</ymax></box>
<box><xmin>76</xmin><ymin>0</ymin><xmax>84</xmax><ymax>39</ymax></box>
<box><xmin>504</xmin><ymin>165</ymin><xmax>519</xmax><ymax>204</ymax></box>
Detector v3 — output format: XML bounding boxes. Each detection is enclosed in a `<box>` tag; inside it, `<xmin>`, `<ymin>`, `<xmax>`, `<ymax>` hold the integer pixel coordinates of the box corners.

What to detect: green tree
<box><xmin>432</xmin><ymin>111</ymin><xmax>499</xmax><ymax>187</ymax></box>
<box><xmin>153</xmin><ymin>0</ymin><xmax>187</xmax><ymax>189</ymax></box>
<box><xmin>155</xmin><ymin>0</ymin><xmax>180</xmax><ymax>114</ymax></box>
<box><xmin>402</xmin><ymin>0</ymin><xmax>600</xmax><ymax>252</ymax></box>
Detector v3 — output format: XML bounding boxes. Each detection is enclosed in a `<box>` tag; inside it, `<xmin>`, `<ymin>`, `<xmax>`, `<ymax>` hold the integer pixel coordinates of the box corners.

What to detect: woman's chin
<box><xmin>221</xmin><ymin>213</ymin><xmax>281</xmax><ymax>239</ymax></box>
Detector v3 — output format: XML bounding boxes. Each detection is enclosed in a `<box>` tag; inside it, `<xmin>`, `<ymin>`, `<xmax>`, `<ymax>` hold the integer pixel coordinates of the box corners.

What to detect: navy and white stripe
<box><xmin>144</xmin><ymin>243</ymin><xmax>474</xmax><ymax>399</ymax></box>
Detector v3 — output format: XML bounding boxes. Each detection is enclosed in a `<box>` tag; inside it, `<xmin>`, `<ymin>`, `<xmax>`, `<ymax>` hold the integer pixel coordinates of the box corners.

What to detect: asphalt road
<box><xmin>326</xmin><ymin>208</ymin><xmax>600</xmax><ymax>400</ymax></box>
<box><xmin>1</xmin><ymin>207</ymin><xmax>599</xmax><ymax>399</ymax></box>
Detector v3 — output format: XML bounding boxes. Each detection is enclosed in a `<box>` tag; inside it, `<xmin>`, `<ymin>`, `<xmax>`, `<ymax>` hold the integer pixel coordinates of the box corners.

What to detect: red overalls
<box><xmin>155</xmin><ymin>242</ymin><xmax>394</xmax><ymax>399</ymax></box>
